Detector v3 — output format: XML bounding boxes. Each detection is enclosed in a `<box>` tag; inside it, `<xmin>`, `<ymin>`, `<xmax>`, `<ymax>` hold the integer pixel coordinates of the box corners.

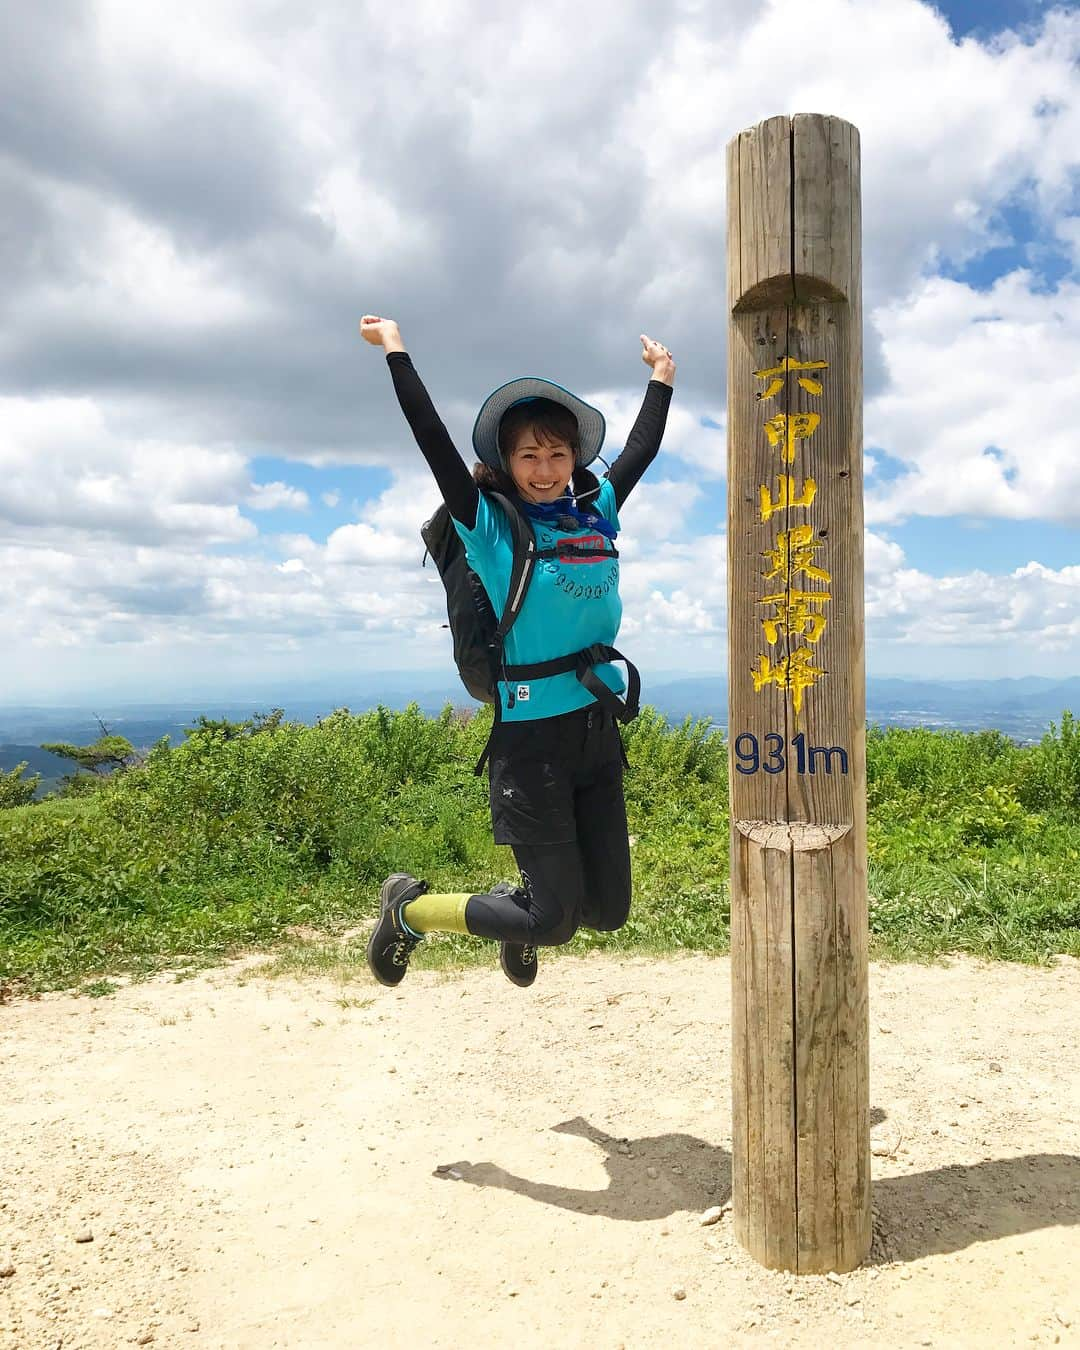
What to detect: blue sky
<box><xmin>1</xmin><ymin>0</ymin><xmax>1079</xmax><ymax>701</ymax></box>
<box><xmin>864</xmin><ymin>0</ymin><xmax>1078</xmax><ymax>655</ymax></box>
<box><xmin>938</xmin><ymin>0</ymin><xmax>1060</xmax><ymax>40</ymax></box>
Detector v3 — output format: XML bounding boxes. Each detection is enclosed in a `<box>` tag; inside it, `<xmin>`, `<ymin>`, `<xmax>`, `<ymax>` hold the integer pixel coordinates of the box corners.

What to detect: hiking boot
<box><xmin>499</xmin><ymin>941</ymin><xmax>538</xmax><ymax>987</ymax></box>
<box><xmin>367</xmin><ymin>873</ymin><xmax>429</xmax><ymax>987</ymax></box>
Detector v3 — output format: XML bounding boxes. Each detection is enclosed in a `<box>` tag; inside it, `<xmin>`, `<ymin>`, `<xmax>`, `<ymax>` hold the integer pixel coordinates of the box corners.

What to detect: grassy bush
<box><xmin>865</xmin><ymin>717</ymin><xmax>1079</xmax><ymax>961</ymax></box>
<box><xmin>1</xmin><ymin>704</ymin><xmax>1077</xmax><ymax>992</ymax></box>
<box><xmin>0</xmin><ymin>762</ymin><xmax>40</xmax><ymax>809</ymax></box>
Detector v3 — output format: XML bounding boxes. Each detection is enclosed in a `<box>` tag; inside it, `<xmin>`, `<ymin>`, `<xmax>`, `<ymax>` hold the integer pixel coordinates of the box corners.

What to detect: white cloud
<box><xmin>619</xmin><ymin>522</ymin><xmax>1080</xmax><ymax>670</ymax></box>
<box><xmin>5</xmin><ymin>497</ymin><xmax>1080</xmax><ymax>696</ymax></box>
<box><xmin>0</xmin><ymin>520</ymin><xmax>437</xmax><ymax>653</ymax></box>
<box><xmin>357</xmin><ymin>470</ymin><xmax>441</xmax><ymax>539</ymax></box>
<box><xmin>325</xmin><ymin>521</ymin><xmax>415</xmax><ymax>565</ymax></box>
<box><xmin>867</xmin><ymin>555</ymin><xmax>1080</xmax><ymax>651</ymax></box>
<box><xmin>866</xmin><ymin>270</ymin><xmax>1080</xmax><ymax>523</ymax></box>
<box><xmin>632</xmin><ymin>1</ymin><xmax>1080</xmax><ymax>306</ymax></box>
<box><xmin>619</xmin><ymin>531</ymin><xmax>727</xmax><ymax>649</ymax></box>
<box><xmin>4</xmin><ymin>0</ymin><xmax>1080</xmax><ymax>692</ymax></box>
<box><xmin>311</xmin><ymin>166</ymin><xmax>436</xmax><ymax>263</ymax></box>
<box><xmin>616</xmin><ymin>479</ymin><xmax>703</xmax><ymax>542</ymax></box>
<box><xmin>248</xmin><ymin>481</ymin><xmax>310</xmax><ymax>511</ymax></box>
<box><xmin>0</xmin><ymin>397</ymin><xmax>255</xmax><ymax>544</ymax></box>
<box><xmin>586</xmin><ymin>389</ymin><xmax>726</xmax><ymax>480</ymax></box>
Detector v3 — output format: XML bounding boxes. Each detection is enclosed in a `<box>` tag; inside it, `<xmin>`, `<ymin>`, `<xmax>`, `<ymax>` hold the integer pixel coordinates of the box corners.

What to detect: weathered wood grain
<box><xmin>761</xmin><ymin>832</ymin><xmax>796</xmax><ymax>1269</ymax></box>
<box><xmin>793</xmin><ymin>114</ymin><xmax>857</xmax><ymax>304</ymax></box>
<box><xmin>831</xmin><ymin>825</ymin><xmax>871</xmax><ymax>1270</ymax></box>
<box><xmin>793</xmin><ymin>829</ymin><xmax>841</xmax><ymax>1269</ymax></box>
<box><xmin>728</xmin><ymin>115</ymin><xmax>794</xmax><ymax>314</ymax></box>
<box><xmin>727</xmin><ymin>305</ymin><xmax>790</xmax><ymax>827</ymax></box>
<box><xmin>727</xmin><ymin>113</ymin><xmax>869</xmax><ymax>1274</ymax></box>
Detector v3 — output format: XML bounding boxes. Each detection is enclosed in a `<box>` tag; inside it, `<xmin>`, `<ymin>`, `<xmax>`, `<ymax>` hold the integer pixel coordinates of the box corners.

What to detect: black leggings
<box><xmin>463</xmin><ymin>706</ymin><xmax>632</xmax><ymax>947</ymax></box>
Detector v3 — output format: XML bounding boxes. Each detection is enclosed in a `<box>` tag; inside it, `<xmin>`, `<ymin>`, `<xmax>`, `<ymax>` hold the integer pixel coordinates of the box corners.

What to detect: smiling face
<box><xmin>497</xmin><ymin>397</ymin><xmax>580</xmax><ymax>503</ymax></box>
<box><xmin>506</xmin><ymin>426</ymin><xmax>576</xmax><ymax>504</ymax></box>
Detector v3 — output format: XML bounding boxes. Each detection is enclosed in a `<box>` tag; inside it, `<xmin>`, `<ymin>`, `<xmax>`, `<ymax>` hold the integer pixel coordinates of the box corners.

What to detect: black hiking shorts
<box><xmin>487</xmin><ymin>704</ymin><xmax>626</xmax><ymax>847</ymax></box>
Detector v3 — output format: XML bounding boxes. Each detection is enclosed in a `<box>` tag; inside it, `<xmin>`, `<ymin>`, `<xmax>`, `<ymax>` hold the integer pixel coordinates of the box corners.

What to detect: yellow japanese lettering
<box><xmin>764</xmin><ymin>412</ymin><xmax>821</xmax><ymax>463</ymax></box>
<box><xmin>761</xmin><ymin>524</ymin><xmax>832</xmax><ymax>584</ymax></box>
<box><xmin>754</xmin><ymin>357</ymin><xmax>829</xmax><ymax>402</ymax></box>
<box><xmin>758</xmin><ymin>474</ymin><xmax>818</xmax><ymax>523</ymax></box>
<box><xmin>758</xmin><ymin>589</ymin><xmax>832</xmax><ymax>645</ymax></box>
<box><xmin>751</xmin><ymin>648</ymin><xmax>826</xmax><ymax>716</ymax></box>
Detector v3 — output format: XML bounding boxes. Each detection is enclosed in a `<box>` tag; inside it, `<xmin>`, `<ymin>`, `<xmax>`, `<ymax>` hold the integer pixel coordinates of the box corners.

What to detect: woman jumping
<box><xmin>359</xmin><ymin>315</ymin><xmax>675</xmax><ymax>988</ymax></box>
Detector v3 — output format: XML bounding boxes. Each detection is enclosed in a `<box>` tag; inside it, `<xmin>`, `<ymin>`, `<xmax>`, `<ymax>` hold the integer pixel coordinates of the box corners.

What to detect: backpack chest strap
<box><xmin>534</xmin><ymin>543</ymin><xmax>619</xmax><ymax>563</ymax></box>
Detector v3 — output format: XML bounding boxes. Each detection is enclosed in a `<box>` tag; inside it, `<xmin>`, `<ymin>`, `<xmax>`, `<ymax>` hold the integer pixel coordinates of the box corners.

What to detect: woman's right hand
<box><xmin>360</xmin><ymin>315</ymin><xmax>403</xmax><ymax>350</ymax></box>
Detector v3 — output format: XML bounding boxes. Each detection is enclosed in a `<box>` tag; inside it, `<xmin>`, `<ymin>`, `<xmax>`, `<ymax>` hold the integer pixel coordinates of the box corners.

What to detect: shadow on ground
<box><xmin>871</xmin><ymin>1153</ymin><xmax>1080</xmax><ymax>1262</ymax></box>
<box><xmin>436</xmin><ymin>1116</ymin><xmax>730</xmax><ymax>1221</ymax></box>
<box><xmin>436</xmin><ymin>1116</ymin><xmax>1080</xmax><ymax>1262</ymax></box>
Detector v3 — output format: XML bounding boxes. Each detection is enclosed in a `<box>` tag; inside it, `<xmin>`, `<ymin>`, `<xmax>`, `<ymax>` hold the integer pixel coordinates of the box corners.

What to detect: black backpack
<box><xmin>420</xmin><ymin>490</ymin><xmax>642</xmax><ymax>771</ymax></box>
<box><xmin>420</xmin><ymin>491</ymin><xmax>537</xmax><ymax>705</ymax></box>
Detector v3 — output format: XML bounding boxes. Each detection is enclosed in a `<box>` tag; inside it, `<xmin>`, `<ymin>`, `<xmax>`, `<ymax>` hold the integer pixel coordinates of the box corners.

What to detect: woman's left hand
<box><xmin>640</xmin><ymin>334</ymin><xmax>676</xmax><ymax>385</ymax></box>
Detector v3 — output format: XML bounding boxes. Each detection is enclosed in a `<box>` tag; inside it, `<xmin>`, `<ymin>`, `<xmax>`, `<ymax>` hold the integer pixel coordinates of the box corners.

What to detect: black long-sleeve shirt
<box><xmin>386</xmin><ymin>351</ymin><xmax>672</xmax><ymax>529</ymax></box>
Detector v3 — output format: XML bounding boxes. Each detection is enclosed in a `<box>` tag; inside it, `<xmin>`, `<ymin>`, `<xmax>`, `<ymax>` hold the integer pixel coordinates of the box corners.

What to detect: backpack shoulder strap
<box><xmin>468</xmin><ymin>491</ymin><xmax>540</xmax><ymax>769</ymax></box>
<box><xmin>486</xmin><ymin>491</ymin><xmax>538</xmax><ymax>643</ymax></box>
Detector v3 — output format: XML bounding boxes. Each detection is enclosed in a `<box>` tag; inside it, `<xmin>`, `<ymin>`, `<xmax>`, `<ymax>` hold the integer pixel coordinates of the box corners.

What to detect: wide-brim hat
<box><xmin>471</xmin><ymin>377</ymin><xmax>606</xmax><ymax>470</ymax></box>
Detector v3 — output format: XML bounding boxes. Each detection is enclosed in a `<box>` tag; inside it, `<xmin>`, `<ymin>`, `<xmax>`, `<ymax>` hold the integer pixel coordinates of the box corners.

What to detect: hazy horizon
<box><xmin>4</xmin><ymin>668</ymin><xmax>1080</xmax><ymax>712</ymax></box>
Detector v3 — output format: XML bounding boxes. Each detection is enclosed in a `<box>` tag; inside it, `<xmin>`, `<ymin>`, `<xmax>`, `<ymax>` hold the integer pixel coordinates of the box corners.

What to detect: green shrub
<box><xmin>956</xmin><ymin>784</ymin><xmax>1039</xmax><ymax>847</ymax></box>
<box><xmin>1</xmin><ymin>706</ymin><xmax>1077</xmax><ymax>991</ymax></box>
<box><xmin>1016</xmin><ymin>711</ymin><xmax>1080</xmax><ymax>813</ymax></box>
<box><xmin>0</xmin><ymin>763</ymin><xmax>40</xmax><ymax>810</ymax></box>
<box><xmin>867</xmin><ymin>724</ymin><xmax>1019</xmax><ymax>808</ymax></box>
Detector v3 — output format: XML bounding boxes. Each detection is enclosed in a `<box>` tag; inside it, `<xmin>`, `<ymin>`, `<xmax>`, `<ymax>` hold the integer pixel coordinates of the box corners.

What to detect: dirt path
<box><xmin>2</xmin><ymin>951</ymin><xmax>1079</xmax><ymax>1348</ymax></box>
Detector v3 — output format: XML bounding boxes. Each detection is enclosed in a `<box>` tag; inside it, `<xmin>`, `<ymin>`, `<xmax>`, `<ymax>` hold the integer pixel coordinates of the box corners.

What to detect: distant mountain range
<box><xmin>3</xmin><ymin>675</ymin><xmax>1078</xmax><ymax>792</ymax></box>
<box><xmin>645</xmin><ymin>675</ymin><xmax>1080</xmax><ymax>743</ymax></box>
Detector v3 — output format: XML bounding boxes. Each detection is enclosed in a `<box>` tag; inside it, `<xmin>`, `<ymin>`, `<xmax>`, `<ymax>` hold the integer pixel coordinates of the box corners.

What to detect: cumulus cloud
<box><xmin>5</xmin><ymin>0</ymin><xmax>1078</xmax><ymax>447</ymax></box>
<box><xmin>248</xmin><ymin>481</ymin><xmax>310</xmax><ymax>511</ymax></box>
<box><xmin>619</xmin><ymin>531</ymin><xmax>727</xmax><ymax>647</ymax></box>
<box><xmin>0</xmin><ymin>519</ymin><xmax>437</xmax><ymax>653</ymax></box>
<box><xmin>586</xmin><ymin>390</ymin><xmax>726</xmax><ymax>480</ymax></box>
<box><xmin>3</xmin><ymin>0</ymin><xmax>1080</xmax><ymax>693</ymax></box>
<box><xmin>0</xmin><ymin>396</ymin><xmax>255</xmax><ymax>544</ymax></box>
<box><xmin>616</xmin><ymin>480</ymin><xmax>704</xmax><ymax>542</ymax></box>
<box><xmin>867</xmin><ymin>556</ymin><xmax>1080</xmax><ymax>650</ymax></box>
<box><xmin>6</xmin><ymin>489</ymin><xmax>1080</xmax><ymax>695</ymax></box>
<box><xmin>866</xmin><ymin>270</ymin><xmax>1080</xmax><ymax>523</ymax></box>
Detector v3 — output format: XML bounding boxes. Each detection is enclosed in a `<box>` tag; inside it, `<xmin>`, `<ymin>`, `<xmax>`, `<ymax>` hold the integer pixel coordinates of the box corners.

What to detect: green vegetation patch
<box><xmin>1</xmin><ymin>705</ymin><xmax>1078</xmax><ymax>994</ymax></box>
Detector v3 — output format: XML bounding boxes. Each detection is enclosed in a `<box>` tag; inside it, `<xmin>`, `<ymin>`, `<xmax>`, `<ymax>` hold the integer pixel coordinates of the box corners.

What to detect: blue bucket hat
<box><xmin>471</xmin><ymin>377</ymin><xmax>606</xmax><ymax>470</ymax></box>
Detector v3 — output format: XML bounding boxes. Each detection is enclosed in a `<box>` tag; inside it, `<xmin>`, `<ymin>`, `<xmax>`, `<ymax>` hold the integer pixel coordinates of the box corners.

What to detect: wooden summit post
<box><xmin>726</xmin><ymin>113</ymin><xmax>869</xmax><ymax>1274</ymax></box>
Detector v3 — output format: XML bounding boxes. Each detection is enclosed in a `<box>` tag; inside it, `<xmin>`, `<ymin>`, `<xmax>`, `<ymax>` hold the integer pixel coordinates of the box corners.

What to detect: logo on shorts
<box><xmin>516</xmin><ymin>684</ymin><xmax>530</xmax><ymax>702</ymax></box>
<box><xmin>502</xmin><ymin>786</ymin><xmax>514</xmax><ymax>798</ymax></box>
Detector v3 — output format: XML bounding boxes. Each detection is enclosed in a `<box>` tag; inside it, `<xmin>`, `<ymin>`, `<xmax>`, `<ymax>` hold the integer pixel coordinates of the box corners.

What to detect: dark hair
<box><xmin>472</xmin><ymin>461</ymin><xmax>516</xmax><ymax>494</ymax></box>
<box><xmin>496</xmin><ymin>397</ymin><xmax>580</xmax><ymax>462</ymax></box>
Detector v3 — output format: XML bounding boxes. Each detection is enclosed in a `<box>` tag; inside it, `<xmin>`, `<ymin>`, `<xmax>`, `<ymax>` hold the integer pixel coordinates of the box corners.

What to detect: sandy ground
<box><xmin>2</xmin><ymin>949</ymin><xmax>1079</xmax><ymax>1350</ymax></box>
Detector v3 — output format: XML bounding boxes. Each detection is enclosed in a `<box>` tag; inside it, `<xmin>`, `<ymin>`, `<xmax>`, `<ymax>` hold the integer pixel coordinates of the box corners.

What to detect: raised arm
<box><xmin>605</xmin><ymin>335</ymin><xmax>676</xmax><ymax>510</ymax></box>
<box><xmin>360</xmin><ymin>316</ymin><xmax>480</xmax><ymax>529</ymax></box>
